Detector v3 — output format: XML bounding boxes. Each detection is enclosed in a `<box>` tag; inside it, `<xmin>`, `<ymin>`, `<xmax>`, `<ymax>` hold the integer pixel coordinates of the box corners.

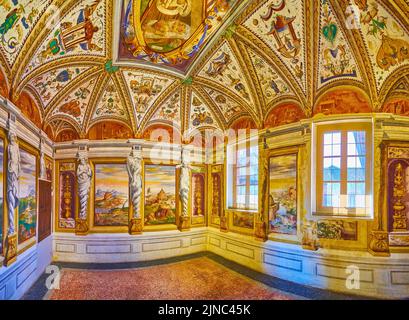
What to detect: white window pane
<box><xmin>348</xmin><ymin>144</ymin><xmax>357</xmax><ymax>156</ymax></box>
<box><xmin>332</xmin><ymin>158</ymin><xmax>341</xmax><ymax>169</ymax></box>
<box><xmin>324</xmin><ymin>145</ymin><xmax>332</xmax><ymax>156</ymax></box>
<box><xmin>355</xmin><ymin>195</ymin><xmax>366</xmax><ymax>208</ymax></box>
<box><xmin>332</xmin><ymin>132</ymin><xmax>341</xmax><ymax>144</ymax></box>
<box><xmin>324</xmin><ymin>158</ymin><xmax>332</xmax><ymax>168</ymax></box>
<box><xmin>348</xmin><ymin>157</ymin><xmax>357</xmax><ymax>168</ymax></box>
<box><xmin>237</xmin><ymin>195</ymin><xmax>246</xmax><ymax>204</ymax></box>
<box><xmin>332</xmin><ymin>144</ymin><xmax>341</xmax><ymax>156</ymax></box>
<box><xmin>324</xmin><ymin>133</ymin><xmax>332</xmax><ymax>145</ymax></box>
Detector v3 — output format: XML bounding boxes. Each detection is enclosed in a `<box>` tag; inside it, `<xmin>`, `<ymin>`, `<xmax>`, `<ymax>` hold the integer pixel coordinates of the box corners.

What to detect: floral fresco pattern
<box><xmin>318</xmin><ymin>0</ymin><xmax>360</xmax><ymax>87</ymax></box>
<box><xmin>22</xmin><ymin>0</ymin><xmax>106</xmax><ymax>79</ymax></box>
<box><xmin>0</xmin><ymin>0</ymin><xmax>51</xmax><ymax>66</ymax></box>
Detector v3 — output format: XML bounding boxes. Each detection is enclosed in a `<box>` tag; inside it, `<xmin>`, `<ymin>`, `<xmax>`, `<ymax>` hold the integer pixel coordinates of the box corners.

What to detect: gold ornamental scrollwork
<box><xmin>392</xmin><ymin>163</ymin><xmax>408</xmax><ymax>231</ymax></box>
<box><xmin>75</xmin><ymin>219</ymin><xmax>89</xmax><ymax>236</ymax></box>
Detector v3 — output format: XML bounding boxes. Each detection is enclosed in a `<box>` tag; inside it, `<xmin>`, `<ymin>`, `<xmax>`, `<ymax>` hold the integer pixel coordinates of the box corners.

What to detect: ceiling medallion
<box><xmin>117</xmin><ymin>0</ymin><xmax>240</xmax><ymax>75</ymax></box>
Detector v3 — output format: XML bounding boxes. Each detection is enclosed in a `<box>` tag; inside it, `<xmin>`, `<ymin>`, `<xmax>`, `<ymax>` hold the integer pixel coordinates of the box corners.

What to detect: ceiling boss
<box><xmin>122</xmin><ymin>0</ymin><xmax>231</xmax><ymax>68</ymax></box>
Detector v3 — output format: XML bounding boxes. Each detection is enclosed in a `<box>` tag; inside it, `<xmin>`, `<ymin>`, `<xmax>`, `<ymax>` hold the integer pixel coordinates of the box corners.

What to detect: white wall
<box><xmin>0</xmin><ymin>235</ymin><xmax>53</xmax><ymax>300</ymax></box>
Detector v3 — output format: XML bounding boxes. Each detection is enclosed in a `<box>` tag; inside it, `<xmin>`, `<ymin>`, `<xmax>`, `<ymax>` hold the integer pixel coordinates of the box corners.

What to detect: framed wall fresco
<box><xmin>210</xmin><ymin>165</ymin><xmax>223</xmax><ymax>226</ymax></box>
<box><xmin>56</xmin><ymin>162</ymin><xmax>76</xmax><ymax>231</ymax></box>
<box><xmin>317</xmin><ymin>220</ymin><xmax>358</xmax><ymax>241</ymax></box>
<box><xmin>144</xmin><ymin>164</ymin><xmax>176</xmax><ymax>226</ymax></box>
<box><xmin>93</xmin><ymin>163</ymin><xmax>129</xmax><ymax>227</ymax></box>
<box><xmin>191</xmin><ymin>166</ymin><xmax>206</xmax><ymax>226</ymax></box>
<box><xmin>382</xmin><ymin>142</ymin><xmax>409</xmax><ymax>248</ymax></box>
<box><xmin>232</xmin><ymin>211</ymin><xmax>254</xmax><ymax>230</ymax></box>
<box><xmin>18</xmin><ymin>148</ymin><xmax>37</xmax><ymax>247</ymax></box>
<box><xmin>268</xmin><ymin>153</ymin><xmax>298</xmax><ymax>236</ymax></box>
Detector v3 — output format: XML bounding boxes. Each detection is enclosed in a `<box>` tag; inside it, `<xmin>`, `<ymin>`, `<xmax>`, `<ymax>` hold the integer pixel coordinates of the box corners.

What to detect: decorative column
<box><xmin>255</xmin><ymin>137</ymin><xmax>268</xmax><ymax>241</ymax></box>
<box><xmin>127</xmin><ymin>146</ymin><xmax>143</xmax><ymax>235</ymax></box>
<box><xmin>177</xmin><ymin>145</ymin><xmax>191</xmax><ymax>231</ymax></box>
<box><xmin>5</xmin><ymin>128</ymin><xmax>20</xmax><ymax>266</ymax></box>
<box><xmin>76</xmin><ymin>152</ymin><xmax>92</xmax><ymax>235</ymax></box>
<box><xmin>392</xmin><ymin>163</ymin><xmax>408</xmax><ymax>231</ymax></box>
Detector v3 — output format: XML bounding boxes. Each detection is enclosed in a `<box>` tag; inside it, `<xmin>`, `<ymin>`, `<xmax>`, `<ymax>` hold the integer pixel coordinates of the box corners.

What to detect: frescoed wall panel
<box><xmin>232</xmin><ymin>211</ymin><xmax>254</xmax><ymax>229</ymax></box>
<box><xmin>58</xmin><ymin>163</ymin><xmax>76</xmax><ymax>230</ymax></box>
<box><xmin>210</xmin><ymin>170</ymin><xmax>222</xmax><ymax>226</ymax></box>
<box><xmin>18</xmin><ymin>149</ymin><xmax>37</xmax><ymax>245</ymax></box>
<box><xmin>268</xmin><ymin>153</ymin><xmax>297</xmax><ymax>235</ymax></box>
<box><xmin>384</xmin><ymin>143</ymin><xmax>409</xmax><ymax>247</ymax></box>
<box><xmin>94</xmin><ymin>164</ymin><xmax>129</xmax><ymax>227</ymax></box>
<box><xmin>191</xmin><ymin>166</ymin><xmax>206</xmax><ymax>225</ymax></box>
<box><xmin>144</xmin><ymin>165</ymin><xmax>176</xmax><ymax>226</ymax></box>
<box><xmin>317</xmin><ymin>220</ymin><xmax>358</xmax><ymax>241</ymax></box>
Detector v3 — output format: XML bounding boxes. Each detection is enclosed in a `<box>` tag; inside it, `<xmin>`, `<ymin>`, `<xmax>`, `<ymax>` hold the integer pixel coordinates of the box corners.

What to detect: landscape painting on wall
<box><xmin>58</xmin><ymin>163</ymin><xmax>76</xmax><ymax>229</ymax></box>
<box><xmin>144</xmin><ymin>165</ymin><xmax>176</xmax><ymax>225</ymax></box>
<box><xmin>269</xmin><ymin>154</ymin><xmax>297</xmax><ymax>235</ymax></box>
<box><xmin>18</xmin><ymin>150</ymin><xmax>37</xmax><ymax>245</ymax></box>
<box><xmin>0</xmin><ymin>140</ymin><xmax>3</xmax><ymax>252</ymax></box>
<box><xmin>94</xmin><ymin>164</ymin><xmax>129</xmax><ymax>227</ymax></box>
<box><xmin>317</xmin><ymin>220</ymin><xmax>358</xmax><ymax>241</ymax></box>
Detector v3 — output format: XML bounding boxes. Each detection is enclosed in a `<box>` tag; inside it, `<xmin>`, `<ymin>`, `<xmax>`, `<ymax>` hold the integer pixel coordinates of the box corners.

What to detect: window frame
<box><xmin>227</xmin><ymin>137</ymin><xmax>259</xmax><ymax>211</ymax></box>
<box><xmin>313</xmin><ymin>121</ymin><xmax>373</xmax><ymax>218</ymax></box>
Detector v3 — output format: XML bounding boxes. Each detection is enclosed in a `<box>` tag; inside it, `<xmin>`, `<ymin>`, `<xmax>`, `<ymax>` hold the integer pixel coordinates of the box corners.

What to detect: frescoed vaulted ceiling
<box><xmin>0</xmin><ymin>0</ymin><xmax>408</xmax><ymax>141</ymax></box>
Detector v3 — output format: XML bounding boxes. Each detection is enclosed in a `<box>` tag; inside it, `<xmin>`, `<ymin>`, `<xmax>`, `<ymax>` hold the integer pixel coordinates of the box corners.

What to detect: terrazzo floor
<box><xmin>47</xmin><ymin>257</ymin><xmax>297</xmax><ymax>300</ymax></box>
<box><xmin>23</xmin><ymin>252</ymin><xmax>371</xmax><ymax>300</ymax></box>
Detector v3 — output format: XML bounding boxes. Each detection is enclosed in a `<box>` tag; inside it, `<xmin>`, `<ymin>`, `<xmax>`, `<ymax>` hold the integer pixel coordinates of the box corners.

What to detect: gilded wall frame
<box><xmin>191</xmin><ymin>164</ymin><xmax>207</xmax><ymax>227</ymax></box>
<box><xmin>89</xmin><ymin>159</ymin><xmax>130</xmax><ymax>234</ymax></box>
<box><xmin>266</xmin><ymin>146</ymin><xmax>301</xmax><ymax>243</ymax></box>
<box><xmin>143</xmin><ymin>160</ymin><xmax>178</xmax><ymax>232</ymax></box>
<box><xmin>209</xmin><ymin>164</ymin><xmax>224</xmax><ymax>228</ymax></box>
<box><xmin>17</xmin><ymin>139</ymin><xmax>39</xmax><ymax>255</ymax></box>
<box><xmin>381</xmin><ymin>141</ymin><xmax>409</xmax><ymax>253</ymax></box>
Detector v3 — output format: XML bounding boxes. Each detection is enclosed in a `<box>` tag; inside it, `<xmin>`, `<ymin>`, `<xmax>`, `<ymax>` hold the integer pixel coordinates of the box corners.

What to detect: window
<box><xmin>227</xmin><ymin>139</ymin><xmax>258</xmax><ymax>211</ymax></box>
<box><xmin>315</xmin><ymin>122</ymin><xmax>372</xmax><ymax>217</ymax></box>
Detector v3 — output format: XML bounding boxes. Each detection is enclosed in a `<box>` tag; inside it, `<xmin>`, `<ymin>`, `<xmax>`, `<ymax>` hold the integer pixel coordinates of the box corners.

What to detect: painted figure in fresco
<box><xmin>0</xmin><ymin>4</ymin><xmax>24</xmax><ymax>52</ymax></box>
<box><xmin>76</xmin><ymin>154</ymin><xmax>92</xmax><ymax>220</ymax></box>
<box><xmin>127</xmin><ymin>147</ymin><xmax>143</xmax><ymax>219</ymax></box>
<box><xmin>177</xmin><ymin>146</ymin><xmax>191</xmax><ymax>218</ymax></box>
<box><xmin>41</xmin><ymin>0</ymin><xmax>102</xmax><ymax>60</ymax></box>
<box><xmin>7</xmin><ymin>131</ymin><xmax>20</xmax><ymax>235</ymax></box>
<box><xmin>359</xmin><ymin>2</ymin><xmax>409</xmax><ymax>71</ymax></box>
<box><xmin>61</xmin><ymin>0</ymin><xmax>102</xmax><ymax>51</ymax></box>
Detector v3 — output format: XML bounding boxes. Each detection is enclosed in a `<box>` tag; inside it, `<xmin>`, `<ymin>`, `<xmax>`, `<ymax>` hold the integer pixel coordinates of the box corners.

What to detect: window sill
<box><xmin>312</xmin><ymin>211</ymin><xmax>374</xmax><ymax>221</ymax></box>
<box><xmin>226</xmin><ymin>208</ymin><xmax>258</xmax><ymax>214</ymax></box>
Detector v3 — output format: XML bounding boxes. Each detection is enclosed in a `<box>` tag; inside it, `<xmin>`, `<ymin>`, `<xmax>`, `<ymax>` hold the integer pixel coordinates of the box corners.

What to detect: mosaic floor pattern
<box><xmin>47</xmin><ymin>257</ymin><xmax>297</xmax><ymax>300</ymax></box>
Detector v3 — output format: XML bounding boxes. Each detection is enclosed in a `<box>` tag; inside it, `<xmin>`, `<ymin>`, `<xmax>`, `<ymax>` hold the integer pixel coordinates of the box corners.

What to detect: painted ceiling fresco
<box><xmin>117</xmin><ymin>0</ymin><xmax>242</xmax><ymax>75</ymax></box>
<box><xmin>0</xmin><ymin>0</ymin><xmax>407</xmax><ymax>141</ymax></box>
